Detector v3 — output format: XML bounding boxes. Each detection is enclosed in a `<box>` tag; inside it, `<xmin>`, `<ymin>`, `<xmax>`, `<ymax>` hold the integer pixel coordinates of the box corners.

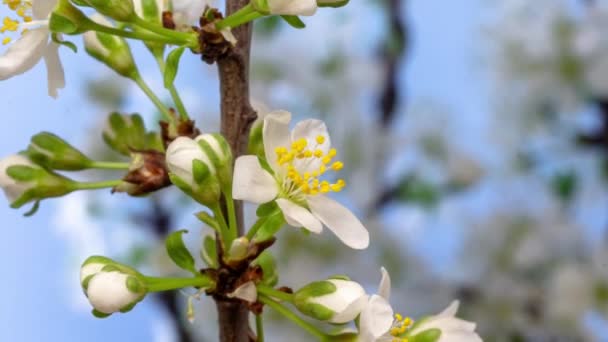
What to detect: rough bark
<box><xmin>215</xmin><ymin>0</ymin><xmax>257</xmax><ymax>340</ymax></box>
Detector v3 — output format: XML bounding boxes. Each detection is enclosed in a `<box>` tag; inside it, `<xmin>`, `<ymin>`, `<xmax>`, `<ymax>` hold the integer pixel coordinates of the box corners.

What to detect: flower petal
<box><xmin>276</xmin><ymin>198</ymin><xmax>322</xmax><ymax>233</ymax></box>
<box><xmin>268</xmin><ymin>0</ymin><xmax>317</xmax><ymax>16</ymax></box>
<box><xmin>43</xmin><ymin>42</ymin><xmax>65</xmax><ymax>98</ymax></box>
<box><xmin>290</xmin><ymin>119</ymin><xmax>331</xmax><ymax>173</ymax></box>
<box><xmin>263</xmin><ymin>110</ymin><xmax>291</xmax><ymax>172</ymax></box>
<box><xmin>32</xmin><ymin>0</ymin><xmax>57</xmax><ymax>19</ymax></box>
<box><xmin>359</xmin><ymin>294</ymin><xmax>393</xmax><ymax>341</ymax></box>
<box><xmin>0</xmin><ymin>28</ymin><xmax>48</xmax><ymax>80</ymax></box>
<box><xmin>378</xmin><ymin>267</ymin><xmax>391</xmax><ymax>300</ymax></box>
<box><xmin>233</xmin><ymin>156</ymin><xmax>279</xmax><ymax>204</ymax></box>
<box><xmin>307</xmin><ymin>195</ymin><xmax>369</xmax><ymax>249</ymax></box>
<box><xmin>227</xmin><ymin>281</ymin><xmax>257</xmax><ymax>303</ymax></box>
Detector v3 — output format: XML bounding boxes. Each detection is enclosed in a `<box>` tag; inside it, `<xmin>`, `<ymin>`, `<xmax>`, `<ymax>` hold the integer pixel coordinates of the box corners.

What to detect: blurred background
<box><xmin>2</xmin><ymin>0</ymin><xmax>608</xmax><ymax>341</ymax></box>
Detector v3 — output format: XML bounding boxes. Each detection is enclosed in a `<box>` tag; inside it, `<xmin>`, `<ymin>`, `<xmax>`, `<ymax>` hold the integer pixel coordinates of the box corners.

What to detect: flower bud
<box><xmin>166</xmin><ymin>136</ymin><xmax>221</xmax><ymax>206</ymax></box>
<box><xmin>80</xmin><ymin>256</ymin><xmax>147</xmax><ymax>317</ymax></box>
<box><xmin>81</xmin><ymin>0</ymin><xmax>135</xmax><ymax>22</ymax></box>
<box><xmin>102</xmin><ymin>113</ymin><xmax>161</xmax><ymax>156</ymax></box>
<box><xmin>228</xmin><ymin>237</ymin><xmax>250</xmax><ymax>261</ymax></box>
<box><xmin>49</xmin><ymin>0</ymin><xmax>94</xmax><ymax>35</ymax></box>
<box><xmin>133</xmin><ymin>0</ymin><xmax>166</xmax><ymax>54</ymax></box>
<box><xmin>84</xmin><ymin>15</ymin><xmax>138</xmax><ymax>78</ymax></box>
<box><xmin>195</xmin><ymin>133</ymin><xmax>233</xmax><ymax>191</ymax></box>
<box><xmin>255</xmin><ymin>0</ymin><xmax>317</xmax><ymax>16</ymax></box>
<box><xmin>26</xmin><ymin>132</ymin><xmax>92</xmax><ymax>171</ymax></box>
<box><xmin>294</xmin><ymin>277</ymin><xmax>366</xmax><ymax>323</ymax></box>
<box><xmin>0</xmin><ymin>155</ymin><xmax>76</xmax><ymax>208</ymax></box>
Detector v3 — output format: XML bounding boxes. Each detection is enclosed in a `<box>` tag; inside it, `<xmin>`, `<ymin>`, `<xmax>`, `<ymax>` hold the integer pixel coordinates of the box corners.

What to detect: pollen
<box><xmin>274</xmin><ymin>136</ymin><xmax>345</xmax><ymax>197</ymax></box>
<box><xmin>389</xmin><ymin>312</ymin><xmax>413</xmax><ymax>340</ymax></box>
<box><xmin>1</xmin><ymin>0</ymin><xmax>33</xmax><ymax>43</ymax></box>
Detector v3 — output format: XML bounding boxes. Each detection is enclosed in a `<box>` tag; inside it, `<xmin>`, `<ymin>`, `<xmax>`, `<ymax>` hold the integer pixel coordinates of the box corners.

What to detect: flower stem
<box><xmin>88</xmin><ymin>22</ymin><xmax>190</xmax><ymax>46</ymax></box>
<box><xmin>259</xmin><ymin>295</ymin><xmax>329</xmax><ymax>341</ymax></box>
<box><xmin>154</xmin><ymin>54</ymin><xmax>190</xmax><ymax>120</ymax></box>
<box><xmin>131</xmin><ymin>73</ymin><xmax>174</xmax><ymax>122</ymax></box>
<box><xmin>72</xmin><ymin>179</ymin><xmax>122</xmax><ymax>190</ymax></box>
<box><xmin>256</xmin><ymin>314</ymin><xmax>265</xmax><ymax>342</ymax></box>
<box><xmin>224</xmin><ymin>190</ymin><xmax>238</xmax><ymax>241</ymax></box>
<box><xmin>211</xmin><ymin>203</ymin><xmax>233</xmax><ymax>250</ymax></box>
<box><xmin>145</xmin><ymin>276</ymin><xmax>212</xmax><ymax>292</ymax></box>
<box><xmin>257</xmin><ymin>284</ymin><xmax>294</xmax><ymax>302</ymax></box>
<box><xmin>132</xmin><ymin>16</ymin><xmax>197</xmax><ymax>45</ymax></box>
<box><xmin>216</xmin><ymin>4</ymin><xmax>264</xmax><ymax>30</ymax></box>
<box><xmin>88</xmin><ymin>161</ymin><xmax>131</xmax><ymax>170</ymax></box>
<box><xmin>246</xmin><ymin>216</ymin><xmax>267</xmax><ymax>240</ymax></box>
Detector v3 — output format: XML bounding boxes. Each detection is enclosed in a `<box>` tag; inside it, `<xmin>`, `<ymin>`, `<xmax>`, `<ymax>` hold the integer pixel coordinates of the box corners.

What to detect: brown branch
<box><xmin>214</xmin><ymin>0</ymin><xmax>257</xmax><ymax>340</ymax></box>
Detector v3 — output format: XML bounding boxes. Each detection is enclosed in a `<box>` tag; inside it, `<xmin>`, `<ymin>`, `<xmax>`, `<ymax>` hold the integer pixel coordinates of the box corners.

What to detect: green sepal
<box><xmin>293</xmin><ymin>280</ymin><xmax>337</xmax><ymax>321</ymax></box>
<box><xmin>164</xmin><ymin>47</ymin><xmax>185</xmax><ymax>89</ymax></box>
<box><xmin>256</xmin><ymin>201</ymin><xmax>279</xmax><ymax>217</ymax></box>
<box><xmin>252</xmin><ymin>251</ymin><xmax>278</xmax><ymax>286</ymax></box>
<box><xmin>6</xmin><ymin>165</ymin><xmax>37</xmax><ymax>182</ymax></box>
<box><xmin>407</xmin><ymin>328</ymin><xmax>441</xmax><ymax>342</ymax></box>
<box><xmin>119</xmin><ymin>301</ymin><xmax>137</xmax><ymax>313</ymax></box>
<box><xmin>327</xmin><ymin>333</ymin><xmax>358</xmax><ymax>342</ymax></box>
<box><xmin>7</xmin><ymin>166</ymin><xmax>77</xmax><ymax>209</ymax></box>
<box><xmin>23</xmin><ymin>201</ymin><xmax>41</xmax><ymax>217</ymax></box>
<box><xmin>281</xmin><ymin>15</ymin><xmax>305</xmax><ymax>29</ymax></box>
<box><xmin>92</xmin><ymin>309</ymin><xmax>111</xmax><ymax>318</ymax></box>
<box><xmin>317</xmin><ymin>0</ymin><xmax>349</xmax><ymax>8</ymax></box>
<box><xmin>81</xmin><ymin>0</ymin><xmax>135</xmax><ymax>22</ymax></box>
<box><xmin>27</xmin><ymin>132</ymin><xmax>92</xmax><ymax>171</ymax></box>
<box><xmin>248</xmin><ymin>119</ymin><xmax>264</xmax><ymax>158</ymax></box>
<box><xmin>51</xmin><ymin>33</ymin><xmax>78</xmax><ymax>53</ymax></box>
<box><xmin>165</xmin><ymin>230</ymin><xmax>198</xmax><ymax>275</ymax></box>
<box><xmin>252</xmin><ymin>210</ymin><xmax>285</xmax><ymax>242</ymax></box>
<box><xmin>328</xmin><ymin>275</ymin><xmax>350</xmax><ymax>281</ymax></box>
<box><xmin>49</xmin><ymin>0</ymin><xmax>92</xmax><ymax>35</ymax></box>
<box><xmin>201</xmin><ymin>235</ymin><xmax>218</xmax><ymax>268</ymax></box>
<box><xmin>195</xmin><ymin>211</ymin><xmax>220</xmax><ymax>231</ymax></box>
<box><xmin>126</xmin><ymin>275</ymin><xmax>144</xmax><ymax>293</ymax></box>
<box><xmin>102</xmin><ymin>113</ymin><xmax>157</xmax><ymax>155</ymax></box>
<box><xmin>192</xmin><ymin>159</ymin><xmax>212</xmax><ymax>186</ymax></box>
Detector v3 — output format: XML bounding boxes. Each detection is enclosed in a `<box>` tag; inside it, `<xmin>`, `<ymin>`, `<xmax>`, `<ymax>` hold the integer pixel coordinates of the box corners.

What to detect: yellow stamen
<box><xmin>2</xmin><ymin>36</ymin><xmax>10</xmax><ymax>44</ymax></box>
<box><xmin>316</xmin><ymin>135</ymin><xmax>325</xmax><ymax>144</ymax></box>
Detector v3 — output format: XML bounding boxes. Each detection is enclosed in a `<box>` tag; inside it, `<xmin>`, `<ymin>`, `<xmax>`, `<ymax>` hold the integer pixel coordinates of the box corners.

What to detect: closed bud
<box><xmin>294</xmin><ymin>277</ymin><xmax>366</xmax><ymax>323</ymax></box>
<box><xmin>80</xmin><ymin>256</ymin><xmax>147</xmax><ymax>317</ymax></box>
<box><xmin>133</xmin><ymin>0</ymin><xmax>166</xmax><ymax>54</ymax></box>
<box><xmin>166</xmin><ymin>137</ymin><xmax>221</xmax><ymax>206</ymax></box>
<box><xmin>49</xmin><ymin>0</ymin><xmax>94</xmax><ymax>34</ymax></box>
<box><xmin>84</xmin><ymin>15</ymin><xmax>138</xmax><ymax>78</ymax></box>
<box><xmin>195</xmin><ymin>133</ymin><xmax>233</xmax><ymax>191</ymax></box>
<box><xmin>317</xmin><ymin>0</ymin><xmax>349</xmax><ymax>8</ymax></box>
<box><xmin>228</xmin><ymin>237</ymin><xmax>250</xmax><ymax>261</ymax></box>
<box><xmin>81</xmin><ymin>0</ymin><xmax>135</xmax><ymax>22</ymax></box>
<box><xmin>26</xmin><ymin>132</ymin><xmax>92</xmax><ymax>171</ymax></box>
<box><xmin>102</xmin><ymin>113</ymin><xmax>161</xmax><ymax>156</ymax></box>
<box><xmin>0</xmin><ymin>155</ymin><xmax>76</xmax><ymax>208</ymax></box>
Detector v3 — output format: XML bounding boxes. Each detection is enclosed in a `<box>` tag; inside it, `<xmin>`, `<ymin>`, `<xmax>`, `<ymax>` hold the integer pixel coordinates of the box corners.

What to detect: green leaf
<box><xmin>280</xmin><ymin>15</ymin><xmax>305</xmax><ymax>29</ymax></box>
<box><xmin>201</xmin><ymin>235</ymin><xmax>218</xmax><ymax>268</ymax></box>
<box><xmin>256</xmin><ymin>201</ymin><xmax>278</xmax><ymax>217</ymax></box>
<box><xmin>253</xmin><ymin>212</ymin><xmax>285</xmax><ymax>242</ymax></box>
<box><xmin>164</xmin><ymin>47</ymin><xmax>185</xmax><ymax>89</ymax></box>
<box><xmin>165</xmin><ymin>230</ymin><xmax>198</xmax><ymax>275</ymax></box>
<box><xmin>253</xmin><ymin>251</ymin><xmax>278</xmax><ymax>286</ymax></box>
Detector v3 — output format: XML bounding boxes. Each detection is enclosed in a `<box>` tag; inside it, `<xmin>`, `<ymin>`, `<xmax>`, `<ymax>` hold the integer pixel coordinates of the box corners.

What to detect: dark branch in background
<box><xmin>372</xmin><ymin>0</ymin><xmax>409</xmax><ymax>211</ymax></box>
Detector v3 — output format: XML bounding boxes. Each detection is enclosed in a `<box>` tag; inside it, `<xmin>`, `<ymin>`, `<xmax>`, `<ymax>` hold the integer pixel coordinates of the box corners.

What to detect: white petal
<box><xmin>290</xmin><ymin>119</ymin><xmax>330</xmax><ymax>173</ymax></box>
<box><xmin>359</xmin><ymin>295</ymin><xmax>393</xmax><ymax>340</ymax></box>
<box><xmin>166</xmin><ymin>137</ymin><xmax>212</xmax><ymax>187</ymax></box>
<box><xmin>43</xmin><ymin>42</ymin><xmax>65</xmax><ymax>98</ymax></box>
<box><xmin>0</xmin><ymin>155</ymin><xmax>35</xmax><ymax>203</ymax></box>
<box><xmin>268</xmin><ymin>0</ymin><xmax>317</xmax><ymax>16</ymax></box>
<box><xmin>263</xmin><ymin>110</ymin><xmax>291</xmax><ymax>172</ymax></box>
<box><xmin>232</xmin><ymin>156</ymin><xmax>279</xmax><ymax>203</ymax></box>
<box><xmin>437</xmin><ymin>331</ymin><xmax>482</xmax><ymax>342</ymax></box>
<box><xmin>228</xmin><ymin>281</ymin><xmax>257</xmax><ymax>303</ymax></box>
<box><xmin>378</xmin><ymin>267</ymin><xmax>391</xmax><ymax>300</ymax></box>
<box><xmin>438</xmin><ymin>300</ymin><xmax>459</xmax><ymax>318</ymax></box>
<box><xmin>32</xmin><ymin>0</ymin><xmax>58</xmax><ymax>19</ymax></box>
<box><xmin>276</xmin><ymin>198</ymin><xmax>322</xmax><ymax>233</ymax></box>
<box><xmin>307</xmin><ymin>195</ymin><xmax>369</xmax><ymax>249</ymax></box>
<box><xmin>86</xmin><ymin>272</ymin><xmax>140</xmax><ymax>314</ymax></box>
<box><xmin>0</xmin><ymin>28</ymin><xmax>48</xmax><ymax>80</ymax></box>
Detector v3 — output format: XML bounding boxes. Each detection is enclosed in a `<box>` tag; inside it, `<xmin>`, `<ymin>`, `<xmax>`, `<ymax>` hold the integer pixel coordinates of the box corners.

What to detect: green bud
<box><xmin>228</xmin><ymin>237</ymin><xmax>250</xmax><ymax>261</ymax></box>
<box><xmin>81</xmin><ymin>0</ymin><xmax>135</xmax><ymax>22</ymax></box>
<box><xmin>294</xmin><ymin>279</ymin><xmax>366</xmax><ymax>323</ymax></box>
<box><xmin>84</xmin><ymin>15</ymin><xmax>138</xmax><ymax>78</ymax></box>
<box><xmin>102</xmin><ymin>113</ymin><xmax>160</xmax><ymax>156</ymax></box>
<box><xmin>26</xmin><ymin>132</ymin><xmax>92</xmax><ymax>171</ymax></box>
<box><xmin>49</xmin><ymin>0</ymin><xmax>94</xmax><ymax>34</ymax></box>
<box><xmin>0</xmin><ymin>155</ymin><xmax>77</xmax><ymax>209</ymax></box>
<box><xmin>133</xmin><ymin>0</ymin><xmax>166</xmax><ymax>54</ymax></box>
